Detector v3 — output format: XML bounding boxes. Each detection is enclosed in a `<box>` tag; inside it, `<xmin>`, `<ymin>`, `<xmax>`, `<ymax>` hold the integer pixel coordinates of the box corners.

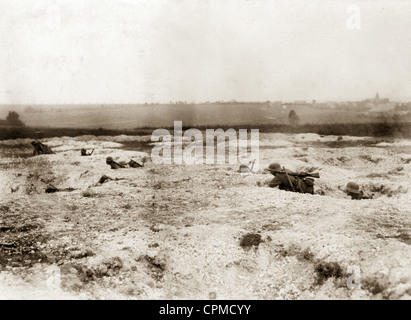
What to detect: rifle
<box><xmin>283</xmin><ymin>167</ymin><xmax>296</xmax><ymax>192</ymax></box>
<box><xmin>239</xmin><ymin>159</ymin><xmax>256</xmax><ymax>173</ymax></box>
<box><xmin>283</xmin><ymin>167</ymin><xmax>319</xmax><ymax>193</ymax></box>
<box><xmin>289</xmin><ymin>172</ymin><xmax>320</xmax><ymax>179</ymax></box>
<box><xmin>89</xmin><ymin>149</ymin><xmax>95</xmax><ymax>155</ymax></box>
<box><xmin>250</xmin><ymin>159</ymin><xmax>256</xmax><ymax>172</ymax></box>
<box><xmin>264</xmin><ymin>168</ymin><xmax>320</xmax><ymax>179</ymax></box>
<box><xmin>35</xmin><ymin>139</ymin><xmax>55</xmax><ymax>154</ymax></box>
<box><xmin>129</xmin><ymin>159</ymin><xmax>143</xmax><ymax>167</ymax></box>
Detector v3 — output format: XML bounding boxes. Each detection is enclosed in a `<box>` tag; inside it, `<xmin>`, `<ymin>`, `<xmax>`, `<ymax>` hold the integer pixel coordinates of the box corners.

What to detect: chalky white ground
<box><xmin>0</xmin><ymin>133</ymin><xmax>410</xmax><ymax>299</ymax></box>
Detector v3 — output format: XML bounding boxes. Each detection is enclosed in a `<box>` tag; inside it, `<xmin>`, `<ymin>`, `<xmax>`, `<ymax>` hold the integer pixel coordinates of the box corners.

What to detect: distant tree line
<box><xmin>0</xmin><ymin>111</ymin><xmax>25</xmax><ymax>127</ymax></box>
<box><xmin>288</xmin><ymin>109</ymin><xmax>301</xmax><ymax>126</ymax></box>
<box><xmin>24</xmin><ymin>106</ymin><xmax>44</xmax><ymax>113</ymax></box>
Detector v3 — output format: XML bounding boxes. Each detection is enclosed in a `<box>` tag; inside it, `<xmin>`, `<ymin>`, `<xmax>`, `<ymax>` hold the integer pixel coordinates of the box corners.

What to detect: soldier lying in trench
<box><xmin>344</xmin><ymin>182</ymin><xmax>373</xmax><ymax>200</ymax></box>
<box><xmin>263</xmin><ymin>162</ymin><xmax>319</xmax><ymax>194</ymax></box>
<box><xmin>106</xmin><ymin>157</ymin><xmax>126</xmax><ymax>169</ymax></box>
<box><xmin>31</xmin><ymin>140</ymin><xmax>55</xmax><ymax>156</ymax></box>
<box><xmin>106</xmin><ymin>156</ymin><xmax>147</xmax><ymax>169</ymax></box>
<box><xmin>81</xmin><ymin>148</ymin><xmax>94</xmax><ymax>156</ymax></box>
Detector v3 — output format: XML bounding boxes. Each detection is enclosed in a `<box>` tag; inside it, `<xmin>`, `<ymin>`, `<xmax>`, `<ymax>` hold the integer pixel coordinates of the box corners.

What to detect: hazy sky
<box><xmin>0</xmin><ymin>0</ymin><xmax>410</xmax><ymax>104</ymax></box>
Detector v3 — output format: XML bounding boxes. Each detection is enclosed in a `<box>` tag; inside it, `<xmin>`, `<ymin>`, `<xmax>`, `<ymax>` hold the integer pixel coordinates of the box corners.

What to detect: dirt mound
<box><xmin>240</xmin><ymin>233</ymin><xmax>262</xmax><ymax>248</ymax></box>
<box><xmin>314</xmin><ymin>262</ymin><xmax>344</xmax><ymax>285</ymax></box>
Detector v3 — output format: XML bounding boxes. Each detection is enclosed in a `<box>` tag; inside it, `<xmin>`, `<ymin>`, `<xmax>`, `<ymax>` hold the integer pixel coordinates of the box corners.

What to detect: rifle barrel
<box><xmin>289</xmin><ymin>172</ymin><xmax>320</xmax><ymax>178</ymax></box>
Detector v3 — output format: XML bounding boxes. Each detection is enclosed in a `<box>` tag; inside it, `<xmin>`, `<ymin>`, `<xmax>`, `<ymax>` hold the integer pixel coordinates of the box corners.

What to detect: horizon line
<box><xmin>1</xmin><ymin>98</ymin><xmax>409</xmax><ymax>106</ymax></box>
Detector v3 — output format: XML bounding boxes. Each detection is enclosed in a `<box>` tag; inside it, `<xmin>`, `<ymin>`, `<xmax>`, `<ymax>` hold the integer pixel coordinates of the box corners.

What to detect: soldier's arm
<box><xmin>268</xmin><ymin>176</ymin><xmax>282</xmax><ymax>188</ymax></box>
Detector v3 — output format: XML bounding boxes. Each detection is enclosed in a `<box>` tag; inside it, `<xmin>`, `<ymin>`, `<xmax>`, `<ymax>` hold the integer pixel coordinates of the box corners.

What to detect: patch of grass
<box><xmin>0</xmin><ymin>143</ymin><xmax>32</xmax><ymax>158</ymax></box>
<box><xmin>314</xmin><ymin>261</ymin><xmax>344</xmax><ymax>285</ymax></box>
<box><xmin>297</xmin><ymin>247</ymin><xmax>315</xmax><ymax>262</ymax></box>
<box><xmin>276</xmin><ymin>244</ymin><xmax>315</xmax><ymax>262</ymax></box>
<box><xmin>0</xmin><ymin>143</ymin><xmax>30</xmax><ymax>150</ymax></box>
<box><xmin>388</xmin><ymin>166</ymin><xmax>404</xmax><ymax>174</ymax></box>
<box><xmin>69</xmin><ymin>249</ymin><xmax>95</xmax><ymax>260</ymax></box>
<box><xmin>361</xmin><ymin>276</ymin><xmax>391</xmax><ymax>298</ymax></box>
<box><xmin>152</xmin><ymin>181</ymin><xmax>164</xmax><ymax>190</ymax></box>
<box><xmin>240</xmin><ymin>233</ymin><xmax>262</xmax><ymax>248</ymax></box>
<box><xmin>82</xmin><ymin>190</ymin><xmax>98</xmax><ymax>198</ymax></box>
<box><xmin>367</xmin><ymin>183</ymin><xmax>408</xmax><ymax>197</ymax></box>
<box><xmin>0</xmin><ymin>238</ymin><xmax>48</xmax><ymax>269</ymax></box>
<box><xmin>66</xmin><ymin>204</ymin><xmax>78</xmax><ymax>211</ymax></box>
<box><xmin>366</xmin><ymin>173</ymin><xmax>389</xmax><ymax>178</ymax></box>
<box><xmin>337</xmin><ymin>156</ymin><xmax>351</xmax><ymax>163</ymax></box>
<box><xmin>0</xmin><ymin>215</ymin><xmax>49</xmax><ymax>270</ymax></box>
<box><xmin>308</xmin><ymin>139</ymin><xmax>383</xmax><ymax>149</ymax></box>
<box><xmin>24</xmin><ymin>159</ymin><xmax>55</xmax><ymax>194</ymax></box>
<box><xmin>275</xmin><ymin>245</ymin><xmax>347</xmax><ymax>287</ymax></box>
<box><xmin>14</xmin><ymin>224</ymin><xmax>39</xmax><ymax>232</ymax></box>
<box><xmin>359</xmin><ymin>155</ymin><xmax>382</xmax><ymax>163</ymax></box>
<box><xmin>121</xmin><ymin>203</ymin><xmax>132</xmax><ymax>210</ymax></box>
<box><xmin>136</xmin><ymin>255</ymin><xmax>166</xmax><ymax>281</ymax></box>
<box><xmin>394</xmin><ymin>232</ymin><xmax>411</xmax><ymax>245</ymax></box>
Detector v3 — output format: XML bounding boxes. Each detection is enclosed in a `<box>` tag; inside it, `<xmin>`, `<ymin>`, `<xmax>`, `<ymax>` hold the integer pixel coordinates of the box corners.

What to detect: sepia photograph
<box><xmin>1</xmin><ymin>0</ymin><xmax>411</xmax><ymax>304</ymax></box>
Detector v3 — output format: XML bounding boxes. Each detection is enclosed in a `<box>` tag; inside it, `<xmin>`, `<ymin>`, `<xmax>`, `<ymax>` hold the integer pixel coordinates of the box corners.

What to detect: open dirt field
<box><xmin>1</xmin><ymin>132</ymin><xmax>411</xmax><ymax>300</ymax></box>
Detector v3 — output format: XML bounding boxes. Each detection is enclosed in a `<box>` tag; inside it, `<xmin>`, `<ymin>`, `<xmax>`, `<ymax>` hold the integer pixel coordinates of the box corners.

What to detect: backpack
<box><xmin>296</xmin><ymin>177</ymin><xmax>314</xmax><ymax>194</ymax></box>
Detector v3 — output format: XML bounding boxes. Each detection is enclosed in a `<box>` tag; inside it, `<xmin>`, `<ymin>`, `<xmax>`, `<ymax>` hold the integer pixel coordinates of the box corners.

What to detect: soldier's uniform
<box><xmin>31</xmin><ymin>141</ymin><xmax>54</xmax><ymax>156</ymax></box>
<box><xmin>128</xmin><ymin>160</ymin><xmax>143</xmax><ymax>168</ymax></box>
<box><xmin>345</xmin><ymin>182</ymin><xmax>371</xmax><ymax>200</ymax></box>
<box><xmin>106</xmin><ymin>157</ymin><xmax>125</xmax><ymax>169</ymax></box>
<box><xmin>266</xmin><ymin>163</ymin><xmax>314</xmax><ymax>194</ymax></box>
<box><xmin>268</xmin><ymin>171</ymin><xmax>297</xmax><ymax>190</ymax></box>
<box><xmin>81</xmin><ymin>148</ymin><xmax>94</xmax><ymax>156</ymax></box>
<box><xmin>346</xmin><ymin>191</ymin><xmax>365</xmax><ymax>200</ymax></box>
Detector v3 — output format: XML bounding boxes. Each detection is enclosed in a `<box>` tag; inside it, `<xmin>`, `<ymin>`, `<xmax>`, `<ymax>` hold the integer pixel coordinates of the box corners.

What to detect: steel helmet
<box><xmin>106</xmin><ymin>156</ymin><xmax>114</xmax><ymax>163</ymax></box>
<box><xmin>268</xmin><ymin>162</ymin><xmax>282</xmax><ymax>172</ymax></box>
<box><xmin>345</xmin><ymin>182</ymin><xmax>361</xmax><ymax>194</ymax></box>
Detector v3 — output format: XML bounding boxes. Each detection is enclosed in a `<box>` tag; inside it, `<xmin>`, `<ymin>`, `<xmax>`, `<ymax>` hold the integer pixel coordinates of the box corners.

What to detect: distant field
<box><xmin>1</xmin><ymin>122</ymin><xmax>411</xmax><ymax>141</ymax></box>
<box><xmin>1</xmin><ymin>103</ymin><xmax>411</xmax><ymax>141</ymax></box>
<box><xmin>1</xmin><ymin>103</ymin><xmax>403</xmax><ymax>130</ymax></box>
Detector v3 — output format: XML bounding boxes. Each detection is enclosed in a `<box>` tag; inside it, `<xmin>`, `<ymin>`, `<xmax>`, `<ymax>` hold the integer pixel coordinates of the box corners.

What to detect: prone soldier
<box><xmin>344</xmin><ymin>182</ymin><xmax>373</xmax><ymax>200</ymax></box>
<box><xmin>81</xmin><ymin>148</ymin><xmax>94</xmax><ymax>156</ymax></box>
<box><xmin>264</xmin><ymin>162</ymin><xmax>319</xmax><ymax>194</ymax></box>
<box><xmin>31</xmin><ymin>140</ymin><xmax>55</xmax><ymax>156</ymax></box>
<box><xmin>128</xmin><ymin>159</ymin><xmax>143</xmax><ymax>168</ymax></box>
<box><xmin>106</xmin><ymin>157</ymin><xmax>126</xmax><ymax>169</ymax></box>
